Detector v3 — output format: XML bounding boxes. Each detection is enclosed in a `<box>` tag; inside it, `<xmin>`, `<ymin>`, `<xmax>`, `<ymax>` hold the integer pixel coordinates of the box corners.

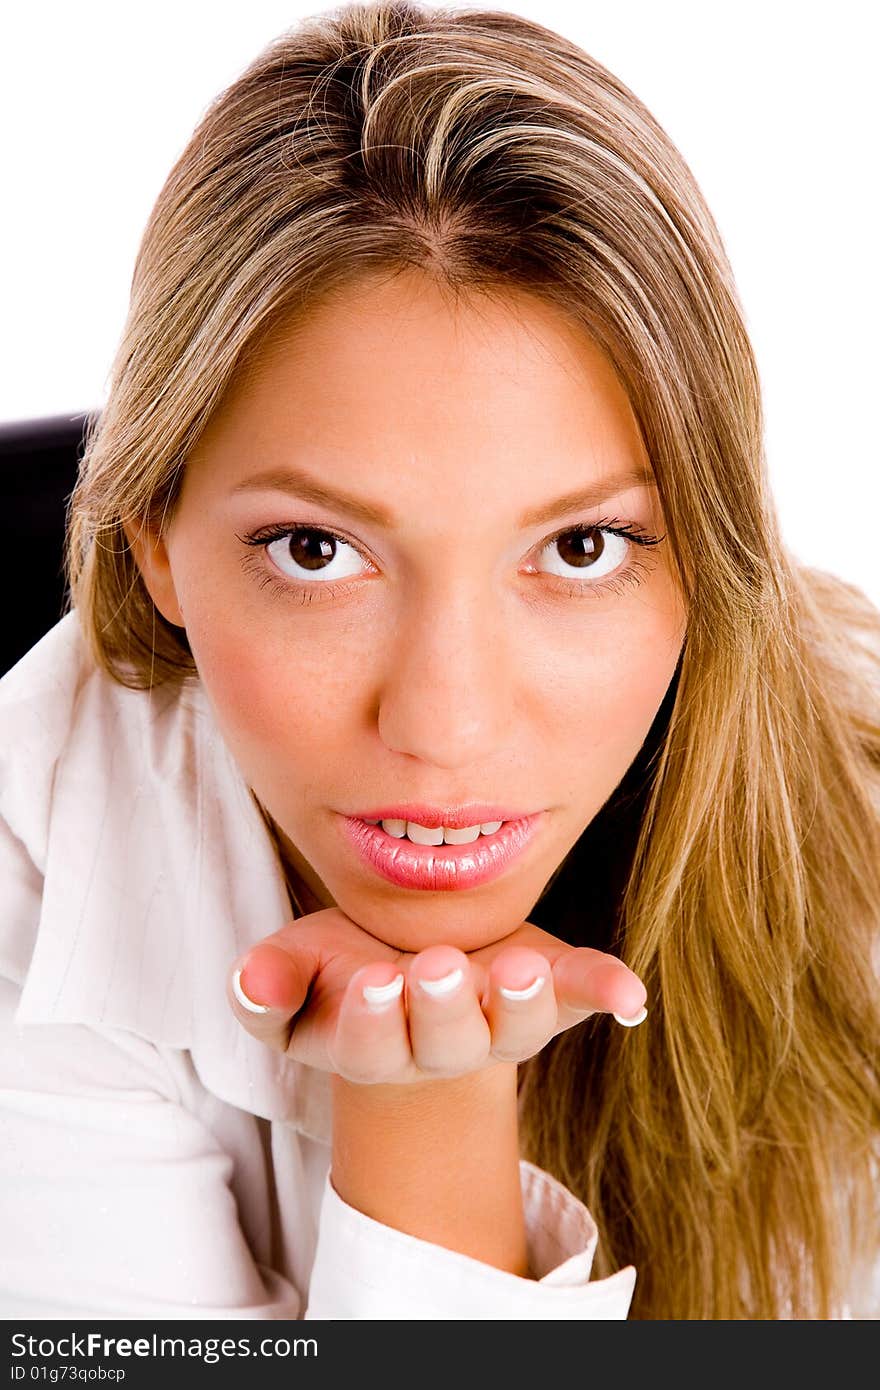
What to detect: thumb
<box><xmin>227</xmin><ymin>941</ymin><xmax>315</xmax><ymax>1053</ymax></box>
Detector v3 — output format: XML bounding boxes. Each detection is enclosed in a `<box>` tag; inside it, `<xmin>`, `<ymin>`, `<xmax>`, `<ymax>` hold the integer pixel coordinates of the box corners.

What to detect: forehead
<box><xmin>229</xmin><ymin>270</ymin><xmax>639</xmax><ymax>425</ymax></box>
<box><xmin>185</xmin><ymin>270</ymin><xmax>653</xmax><ymax>524</ymax></box>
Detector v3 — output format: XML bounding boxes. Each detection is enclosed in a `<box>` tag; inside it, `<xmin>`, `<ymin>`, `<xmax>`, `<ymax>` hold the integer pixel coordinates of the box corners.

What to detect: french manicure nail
<box><xmin>362</xmin><ymin>973</ymin><xmax>404</xmax><ymax>1009</ymax></box>
<box><xmin>613</xmin><ymin>1004</ymin><xmax>648</xmax><ymax>1027</ymax></box>
<box><xmin>499</xmin><ymin>975</ymin><xmax>546</xmax><ymax>1001</ymax></box>
<box><xmin>232</xmin><ymin>966</ymin><xmax>271</xmax><ymax>1014</ymax></box>
<box><xmin>418</xmin><ymin>967</ymin><xmax>464</xmax><ymax>998</ymax></box>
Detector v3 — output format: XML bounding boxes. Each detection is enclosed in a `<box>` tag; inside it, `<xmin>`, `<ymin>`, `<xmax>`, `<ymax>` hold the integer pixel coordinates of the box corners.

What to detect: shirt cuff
<box><xmin>304</xmin><ymin>1158</ymin><xmax>636</xmax><ymax>1319</ymax></box>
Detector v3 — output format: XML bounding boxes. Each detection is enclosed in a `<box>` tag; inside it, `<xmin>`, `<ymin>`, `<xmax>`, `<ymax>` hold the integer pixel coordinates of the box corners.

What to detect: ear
<box><xmin>121</xmin><ymin>517</ymin><xmax>186</xmax><ymax>629</ymax></box>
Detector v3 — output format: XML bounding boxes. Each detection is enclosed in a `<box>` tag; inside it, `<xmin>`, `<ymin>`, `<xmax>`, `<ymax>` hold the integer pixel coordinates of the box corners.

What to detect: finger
<box><xmin>332</xmin><ymin>962</ymin><xmax>414</xmax><ymax>1084</ymax></box>
<box><xmin>227</xmin><ymin>942</ymin><xmax>316</xmax><ymax>1053</ymax></box>
<box><xmin>550</xmin><ymin>948</ymin><xmax>648</xmax><ymax>1031</ymax></box>
<box><xmin>406</xmin><ymin>946</ymin><xmax>492</xmax><ymax>1078</ymax></box>
<box><xmin>482</xmin><ymin>946</ymin><xmax>558</xmax><ymax>1062</ymax></box>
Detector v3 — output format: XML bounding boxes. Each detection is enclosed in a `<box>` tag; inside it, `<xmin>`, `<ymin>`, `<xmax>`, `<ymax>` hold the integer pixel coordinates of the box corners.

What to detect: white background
<box><xmin>1</xmin><ymin>1</ymin><xmax>877</xmax><ymax>605</ymax></box>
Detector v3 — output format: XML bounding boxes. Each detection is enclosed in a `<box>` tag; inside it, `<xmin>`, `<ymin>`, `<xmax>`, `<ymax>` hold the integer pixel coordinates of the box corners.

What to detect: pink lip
<box><xmin>351</xmin><ymin>804</ymin><xmax>533</xmax><ymax>830</ymax></box>
<box><xmin>340</xmin><ymin>813</ymin><xmax>543</xmax><ymax>892</ymax></box>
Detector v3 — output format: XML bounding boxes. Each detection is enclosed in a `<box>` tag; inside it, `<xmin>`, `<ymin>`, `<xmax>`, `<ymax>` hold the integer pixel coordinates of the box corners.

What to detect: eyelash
<box><xmin>237</xmin><ymin>515</ymin><xmax>665</xmax><ymax>604</ymax></box>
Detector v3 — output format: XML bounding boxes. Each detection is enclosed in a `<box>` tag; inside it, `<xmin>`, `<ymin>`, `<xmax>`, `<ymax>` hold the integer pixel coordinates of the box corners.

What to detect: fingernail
<box><xmin>417</xmin><ymin>967</ymin><xmax>464</xmax><ymax>998</ymax></box>
<box><xmin>362</xmin><ymin>973</ymin><xmax>404</xmax><ymax>1011</ymax></box>
<box><xmin>499</xmin><ymin>975</ymin><xmax>546</xmax><ymax>1002</ymax></box>
<box><xmin>613</xmin><ymin>1004</ymin><xmax>648</xmax><ymax>1027</ymax></box>
<box><xmin>232</xmin><ymin>966</ymin><xmax>271</xmax><ymax>1014</ymax></box>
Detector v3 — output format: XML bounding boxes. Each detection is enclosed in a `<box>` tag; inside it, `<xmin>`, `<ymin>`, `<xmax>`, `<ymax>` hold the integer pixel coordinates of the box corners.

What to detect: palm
<box><xmin>229</xmin><ymin>907</ymin><xmax>646</xmax><ymax>1085</ymax></box>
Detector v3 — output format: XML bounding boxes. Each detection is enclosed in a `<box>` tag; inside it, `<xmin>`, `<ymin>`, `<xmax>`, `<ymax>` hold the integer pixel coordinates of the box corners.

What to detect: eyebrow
<box><xmin>230</xmin><ymin>464</ymin><xmax>657</xmax><ymax>529</ymax></box>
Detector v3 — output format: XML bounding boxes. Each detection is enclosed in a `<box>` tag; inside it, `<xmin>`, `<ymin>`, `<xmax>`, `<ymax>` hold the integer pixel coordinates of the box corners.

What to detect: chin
<box><xmin>337</xmin><ymin>886</ymin><xmax>528</xmax><ymax>955</ymax></box>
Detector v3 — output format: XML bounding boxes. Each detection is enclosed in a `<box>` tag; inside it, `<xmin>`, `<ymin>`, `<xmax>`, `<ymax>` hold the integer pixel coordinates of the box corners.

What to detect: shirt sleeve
<box><xmin>0</xmin><ymin>978</ymin><xmax>304</xmax><ymax>1320</ymax></box>
<box><xmin>0</xmin><ymin>809</ymin><xmax>301</xmax><ymax>1321</ymax></box>
<box><xmin>304</xmin><ymin>1163</ymin><xmax>636</xmax><ymax>1319</ymax></box>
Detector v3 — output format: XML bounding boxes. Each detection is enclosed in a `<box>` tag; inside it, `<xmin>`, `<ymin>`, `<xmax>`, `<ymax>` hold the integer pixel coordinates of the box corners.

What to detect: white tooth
<box><xmin>480</xmin><ymin>821</ymin><xmax>503</xmax><ymax>835</ymax></box>
<box><xmin>380</xmin><ymin>818</ymin><xmax>407</xmax><ymax>838</ymax></box>
<box><xmin>406</xmin><ymin>821</ymin><xmax>445</xmax><ymax>846</ymax></box>
<box><xmin>363</xmin><ymin>818</ymin><xmax>380</xmax><ymax>825</ymax></box>
<box><xmin>443</xmin><ymin>825</ymin><xmax>481</xmax><ymax>844</ymax></box>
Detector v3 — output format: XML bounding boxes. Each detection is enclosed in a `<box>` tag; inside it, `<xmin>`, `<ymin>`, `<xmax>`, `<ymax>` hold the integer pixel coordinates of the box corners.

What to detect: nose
<box><xmin>376</xmin><ymin>580</ymin><xmax>515</xmax><ymax>769</ymax></box>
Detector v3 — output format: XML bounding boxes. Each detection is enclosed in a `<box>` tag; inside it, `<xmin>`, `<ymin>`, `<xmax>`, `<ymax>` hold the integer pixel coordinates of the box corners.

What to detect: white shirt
<box><xmin>0</xmin><ymin>611</ymin><xmax>637</xmax><ymax>1320</ymax></box>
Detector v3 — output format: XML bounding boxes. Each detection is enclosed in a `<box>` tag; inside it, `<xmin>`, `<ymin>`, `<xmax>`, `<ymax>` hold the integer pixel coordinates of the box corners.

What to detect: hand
<box><xmin>227</xmin><ymin>907</ymin><xmax>647</xmax><ymax>1086</ymax></box>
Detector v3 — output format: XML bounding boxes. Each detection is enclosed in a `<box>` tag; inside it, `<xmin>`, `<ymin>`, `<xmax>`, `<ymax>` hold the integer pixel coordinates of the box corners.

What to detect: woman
<box><xmin>2</xmin><ymin>1</ymin><xmax>878</xmax><ymax>1319</ymax></box>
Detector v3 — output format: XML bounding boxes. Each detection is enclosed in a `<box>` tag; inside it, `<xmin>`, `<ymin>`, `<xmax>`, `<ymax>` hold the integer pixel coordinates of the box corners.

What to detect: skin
<box><xmin>126</xmin><ymin>267</ymin><xmax>687</xmax><ymax>1086</ymax></box>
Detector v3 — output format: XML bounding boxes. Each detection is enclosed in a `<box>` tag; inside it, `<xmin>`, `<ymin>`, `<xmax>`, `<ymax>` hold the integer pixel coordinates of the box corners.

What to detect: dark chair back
<box><xmin>0</xmin><ymin>412</ymin><xmax>92</xmax><ymax>678</ymax></box>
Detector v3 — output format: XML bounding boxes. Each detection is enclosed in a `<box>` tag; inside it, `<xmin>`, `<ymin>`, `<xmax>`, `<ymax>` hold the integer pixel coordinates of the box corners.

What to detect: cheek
<box><xmin>576</xmin><ymin>646</ymin><xmax>674</xmax><ymax>743</ymax></box>
<box><xmin>184</xmin><ymin>616</ymin><xmax>357</xmax><ymax>767</ymax></box>
<box><xmin>543</xmin><ymin>606</ymin><xmax>683</xmax><ymax>799</ymax></box>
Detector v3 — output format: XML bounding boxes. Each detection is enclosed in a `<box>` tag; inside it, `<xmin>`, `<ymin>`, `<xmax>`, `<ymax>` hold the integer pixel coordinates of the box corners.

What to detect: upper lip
<box><xmin>350</xmin><ymin>804</ymin><xmax>537</xmax><ymax>829</ymax></box>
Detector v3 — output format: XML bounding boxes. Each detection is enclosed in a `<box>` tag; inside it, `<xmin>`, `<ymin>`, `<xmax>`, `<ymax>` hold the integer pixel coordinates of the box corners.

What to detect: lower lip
<box><xmin>340</xmin><ymin>815</ymin><xmax>544</xmax><ymax>891</ymax></box>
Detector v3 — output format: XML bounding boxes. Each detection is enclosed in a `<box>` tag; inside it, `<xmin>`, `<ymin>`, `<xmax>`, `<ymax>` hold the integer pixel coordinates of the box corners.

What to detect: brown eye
<box><xmin>286</xmin><ymin>528</ymin><xmax>337</xmax><ymax>571</ymax></box>
<box><xmin>265</xmin><ymin>527</ymin><xmax>368</xmax><ymax>582</ymax></box>
<box><xmin>555</xmin><ymin>527</ymin><xmax>605</xmax><ymax>569</ymax></box>
<box><xmin>538</xmin><ymin>526</ymin><xmax>627</xmax><ymax>583</ymax></box>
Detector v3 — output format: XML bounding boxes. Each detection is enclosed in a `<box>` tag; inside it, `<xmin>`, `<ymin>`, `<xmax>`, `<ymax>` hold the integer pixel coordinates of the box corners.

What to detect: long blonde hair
<box><xmin>63</xmin><ymin>1</ymin><xmax>880</xmax><ymax>1317</ymax></box>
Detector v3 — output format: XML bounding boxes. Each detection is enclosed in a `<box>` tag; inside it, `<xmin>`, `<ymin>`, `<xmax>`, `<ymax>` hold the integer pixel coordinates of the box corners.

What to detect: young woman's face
<box><xmin>130</xmin><ymin>270</ymin><xmax>687</xmax><ymax>952</ymax></box>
